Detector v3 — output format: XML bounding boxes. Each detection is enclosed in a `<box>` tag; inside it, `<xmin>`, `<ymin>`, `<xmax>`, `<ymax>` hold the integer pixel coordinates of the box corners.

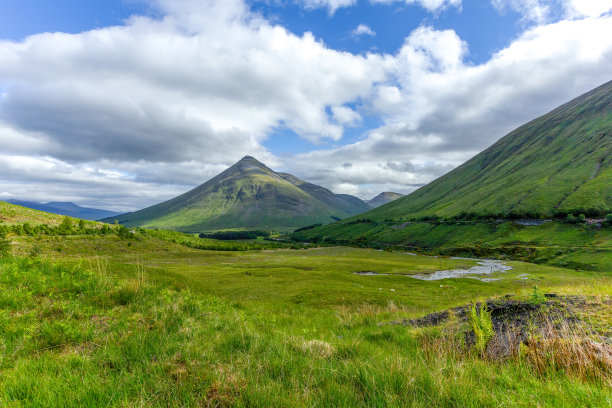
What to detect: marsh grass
<box><xmin>0</xmin><ymin>255</ymin><xmax>610</xmax><ymax>407</ymax></box>
<box><xmin>415</xmin><ymin>300</ymin><xmax>612</xmax><ymax>388</ymax></box>
<box><xmin>520</xmin><ymin>314</ymin><xmax>612</xmax><ymax>385</ymax></box>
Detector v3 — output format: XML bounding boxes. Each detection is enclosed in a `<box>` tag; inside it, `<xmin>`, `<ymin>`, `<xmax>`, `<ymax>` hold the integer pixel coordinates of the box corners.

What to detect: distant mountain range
<box><xmin>105</xmin><ymin>156</ymin><xmax>372</xmax><ymax>231</ymax></box>
<box><xmin>361</xmin><ymin>79</ymin><xmax>612</xmax><ymax>220</ymax></box>
<box><xmin>6</xmin><ymin>200</ymin><xmax>121</xmax><ymax>221</ymax></box>
<box><xmin>367</xmin><ymin>192</ymin><xmax>404</xmax><ymax>208</ymax></box>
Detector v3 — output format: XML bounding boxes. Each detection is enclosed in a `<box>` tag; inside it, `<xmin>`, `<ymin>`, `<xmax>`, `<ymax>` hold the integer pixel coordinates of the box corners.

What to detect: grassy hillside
<box><xmin>107</xmin><ymin>156</ymin><xmax>371</xmax><ymax>232</ymax></box>
<box><xmin>293</xmin><ymin>220</ymin><xmax>611</xmax><ymax>271</ymax></box>
<box><xmin>360</xmin><ymin>80</ymin><xmax>612</xmax><ymax>220</ymax></box>
<box><xmin>0</xmin><ymin>201</ymin><xmax>84</xmax><ymax>226</ymax></box>
<box><xmin>1</xmin><ymin>229</ymin><xmax>609</xmax><ymax>406</ymax></box>
<box><xmin>6</xmin><ymin>200</ymin><xmax>121</xmax><ymax>220</ymax></box>
<box><xmin>367</xmin><ymin>192</ymin><xmax>404</xmax><ymax>208</ymax></box>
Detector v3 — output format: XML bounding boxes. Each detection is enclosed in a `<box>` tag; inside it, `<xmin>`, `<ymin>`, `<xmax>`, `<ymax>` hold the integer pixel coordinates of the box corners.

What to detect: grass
<box><xmin>0</xmin><ymin>227</ymin><xmax>610</xmax><ymax>406</ymax></box>
<box><xmin>0</xmin><ymin>250</ymin><xmax>609</xmax><ymax>407</ymax></box>
<box><xmin>0</xmin><ymin>201</ymin><xmax>83</xmax><ymax>226</ymax></box>
<box><xmin>292</xmin><ymin>220</ymin><xmax>612</xmax><ymax>272</ymax></box>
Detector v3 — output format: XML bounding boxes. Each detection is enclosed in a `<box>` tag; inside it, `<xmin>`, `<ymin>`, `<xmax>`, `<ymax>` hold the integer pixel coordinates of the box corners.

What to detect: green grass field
<box><xmin>0</xmin><ymin>230</ymin><xmax>609</xmax><ymax>407</ymax></box>
<box><xmin>292</xmin><ymin>220</ymin><xmax>612</xmax><ymax>272</ymax></box>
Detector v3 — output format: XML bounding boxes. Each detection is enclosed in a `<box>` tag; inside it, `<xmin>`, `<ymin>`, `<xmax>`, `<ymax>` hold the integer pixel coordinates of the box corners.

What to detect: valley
<box><xmin>0</xmin><ymin>81</ymin><xmax>610</xmax><ymax>407</ymax></box>
<box><xmin>0</xmin><ymin>224</ymin><xmax>609</xmax><ymax>407</ymax></box>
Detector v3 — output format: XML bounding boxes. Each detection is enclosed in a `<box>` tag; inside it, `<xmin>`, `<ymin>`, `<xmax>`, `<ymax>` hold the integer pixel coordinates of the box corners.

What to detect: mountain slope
<box><xmin>367</xmin><ymin>192</ymin><xmax>404</xmax><ymax>208</ymax></box>
<box><xmin>6</xmin><ymin>200</ymin><xmax>121</xmax><ymax>221</ymax></box>
<box><xmin>107</xmin><ymin>156</ymin><xmax>371</xmax><ymax>231</ymax></box>
<box><xmin>365</xmin><ymin>80</ymin><xmax>612</xmax><ymax>220</ymax></box>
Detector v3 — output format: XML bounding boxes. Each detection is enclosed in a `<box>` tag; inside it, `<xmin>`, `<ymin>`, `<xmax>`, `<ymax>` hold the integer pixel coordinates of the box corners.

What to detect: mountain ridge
<box><xmin>358</xmin><ymin>80</ymin><xmax>612</xmax><ymax>220</ymax></box>
<box><xmin>6</xmin><ymin>200</ymin><xmax>121</xmax><ymax>221</ymax></box>
<box><xmin>106</xmin><ymin>156</ymin><xmax>371</xmax><ymax>231</ymax></box>
<box><xmin>367</xmin><ymin>192</ymin><xmax>404</xmax><ymax>208</ymax></box>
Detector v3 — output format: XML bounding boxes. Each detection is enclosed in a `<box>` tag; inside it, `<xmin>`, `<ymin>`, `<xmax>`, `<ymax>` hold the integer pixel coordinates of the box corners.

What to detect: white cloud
<box><xmin>370</xmin><ymin>0</ymin><xmax>462</xmax><ymax>13</ymax></box>
<box><xmin>352</xmin><ymin>24</ymin><xmax>377</xmax><ymax>37</ymax></box>
<box><xmin>297</xmin><ymin>0</ymin><xmax>358</xmax><ymax>15</ymax></box>
<box><xmin>331</xmin><ymin>106</ymin><xmax>362</xmax><ymax>126</ymax></box>
<box><xmin>565</xmin><ymin>0</ymin><xmax>612</xmax><ymax>18</ymax></box>
<box><xmin>279</xmin><ymin>15</ymin><xmax>612</xmax><ymax>198</ymax></box>
<box><xmin>491</xmin><ymin>0</ymin><xmax>555</xmax><ymax>23</ymax></box>
<box><xmin>297</xmin><ymin>0</ymin><xmax>461</xmax><ymax>14</ymax></box>
<box><xmin>0</xmin><ymin>2</ymin><xmax>388</xmax><ymax>156</ymax></box>
<box><xmin>491</xmin><ymin>0</ymin><xmax>612</xmax><ymax>24</ymax></box>
<box><xmin>1</xmin><ymin>0</ymin><xmax>611</xmax><ymax>206</ymax></box>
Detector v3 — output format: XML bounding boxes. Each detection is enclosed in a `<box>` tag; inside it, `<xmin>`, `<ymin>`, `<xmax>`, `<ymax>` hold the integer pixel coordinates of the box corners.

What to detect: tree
<box><xmin>58</xmin><ymin>216</ymin><xmax>73</xmax><ymax>235</ymax></box>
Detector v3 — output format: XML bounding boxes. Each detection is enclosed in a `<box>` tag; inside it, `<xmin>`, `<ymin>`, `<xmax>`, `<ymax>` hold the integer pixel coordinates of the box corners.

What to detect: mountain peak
<box><xmin>238</xmin><ymin>155</ymin><xmax>262</xmax><ymax>163</ymax></box>
<box><xmin>367</xmin><ymin>192</ymin><xmax>404</xmax><ymax>208</ymax></box>
<box><xmin>107</xmin><ymin>156</ymin><xmax>371</xmax><ymax>231</ymax></box>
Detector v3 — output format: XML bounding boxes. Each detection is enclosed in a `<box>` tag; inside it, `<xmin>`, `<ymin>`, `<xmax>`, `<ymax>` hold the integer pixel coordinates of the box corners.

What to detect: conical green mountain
<box><xmin>367</xmin><ymin>192</ymin><xmax>404</xmax><ymax>208</ymax></box>
<box><xmin>366</xmin><ymin>80</ymin><xmax>612</xmax><ymax>220</ymax></box>
<box><xmin>107</xmin><ymin>156</ymin><xmax>371</xmax><ymax>231</ymax></box>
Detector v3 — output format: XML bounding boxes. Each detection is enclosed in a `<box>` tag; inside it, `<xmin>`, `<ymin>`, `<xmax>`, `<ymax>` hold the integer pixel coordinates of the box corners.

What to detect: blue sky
<box><xmin>0</xmin><ymin>0</ymin><xmax>611</xmax><ymax>209</ymax></box>
<box><xmin>1</xmin><ymin>0</ymin><xmax>520</xmax><ymax>63</ymax></box>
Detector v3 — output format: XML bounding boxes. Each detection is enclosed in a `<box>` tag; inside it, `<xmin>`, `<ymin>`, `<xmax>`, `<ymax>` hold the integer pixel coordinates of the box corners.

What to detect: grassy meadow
<box><xmin>292</xmin><ymin>220</ymin><xmax>612</xmax><ymax>272</ymax></box>
<box><xmin>0</xmin><ymin>226</ymin><xmax>609</xmax><ymax>407</ymax></box>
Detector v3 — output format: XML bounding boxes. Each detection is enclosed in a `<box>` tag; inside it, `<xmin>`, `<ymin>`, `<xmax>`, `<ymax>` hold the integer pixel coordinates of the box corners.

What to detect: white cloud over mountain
<box><xmin>0</xmin><ymin>0</ymin><xmax>611</xmax><ymax>209</ymax></box>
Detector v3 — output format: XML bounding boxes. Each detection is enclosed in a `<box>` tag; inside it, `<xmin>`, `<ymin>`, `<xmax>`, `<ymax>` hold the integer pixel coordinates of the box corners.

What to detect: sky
<box><xmin>0</xmin><ymin>0</ymin><xmax>611</xmax><ymax>211</ymax></box>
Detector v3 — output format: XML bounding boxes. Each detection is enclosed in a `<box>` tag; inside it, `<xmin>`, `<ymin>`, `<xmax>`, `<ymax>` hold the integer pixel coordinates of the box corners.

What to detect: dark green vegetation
<box><xmin>199</xmin><ymin>230</ymin><xmax>270</xmax><ymax>240</ymax></box>
<box><xmin>293</xmin><ymin>220</ymin><xmax>612</xmax><ymax>272</ymax></box>
<box><xmin>367</xmin><ymin>192</ymin><xmax>404</xmax><ymax>208</ymax></box>
<box><xmin>105</xmin><ymin>156</ymin><xmax>371</xmax><ymax>232</ymax></box>
<box><xmin>1</xmin><ymin>229</ymin><xmax>610</xmax><ymax>407</ymax></box>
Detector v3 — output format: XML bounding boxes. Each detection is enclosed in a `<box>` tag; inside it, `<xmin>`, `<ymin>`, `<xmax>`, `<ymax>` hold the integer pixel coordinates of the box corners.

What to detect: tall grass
<box><xmin>0</xmin><ymin>256</ymin><xmax>609</xmax><ymax>407</ymax></box>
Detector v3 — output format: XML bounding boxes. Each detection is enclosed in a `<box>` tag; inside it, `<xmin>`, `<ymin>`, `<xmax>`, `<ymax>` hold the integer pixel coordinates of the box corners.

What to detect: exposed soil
<box><xmin>384</xmin><ymin>294</ymin><xmax>612</xmax><ymax>364</ymax></box>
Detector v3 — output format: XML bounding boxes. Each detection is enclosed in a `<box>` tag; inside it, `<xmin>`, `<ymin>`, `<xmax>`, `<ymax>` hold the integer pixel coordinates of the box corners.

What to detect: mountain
<box><xmin>367</xmin><ymin>192</ymin><xmax>404</xmax><ymax>208</ymax></box>
<box><xmin>106</xmin><ymin>156</ymin><xmax>371</xmax><ymax>231</ymax></box>
<box><xmin>6</xmin><ymin>200</ymin><xmax>121</xmax><ymax>221</ymax></box>
<box><xmin>363</xmin><ymin>80</ymin><xmax>612</xmax><ymax>221</ymax></box>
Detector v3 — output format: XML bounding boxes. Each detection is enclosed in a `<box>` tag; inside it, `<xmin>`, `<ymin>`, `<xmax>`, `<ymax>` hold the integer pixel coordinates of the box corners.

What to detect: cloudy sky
<box><xmin>1</xmin><ymin>0</ymin><xmax>611</xmax><ymax>211</ymax></box>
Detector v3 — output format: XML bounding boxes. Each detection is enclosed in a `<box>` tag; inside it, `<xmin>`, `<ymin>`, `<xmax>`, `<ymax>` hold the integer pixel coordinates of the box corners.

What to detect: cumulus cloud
<box><xmin>352</xmin><ymin>24</ymin><xmax>376</xmax><ymax>38</ymax></box>
<box><xmin>1</xmin><ymin>0</ymin><xmax>611</xmax><ymax>207</ymax></box>
<box><xmin>280</xmin><ymin>15</ymin><xmax>612</xmax><ymax>198</ymax></box>
<box><xmin>0</xmin><ymin>0</ymin><xmax>389</xmax><ymax>207</ymax></box>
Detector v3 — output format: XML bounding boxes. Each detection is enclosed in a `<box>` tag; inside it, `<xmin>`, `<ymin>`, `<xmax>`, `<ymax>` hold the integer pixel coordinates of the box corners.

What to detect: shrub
<box><xmin>58</xmin><ymin>216</ymin><xmax>74</xmax><ymax>235</ymax></box>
